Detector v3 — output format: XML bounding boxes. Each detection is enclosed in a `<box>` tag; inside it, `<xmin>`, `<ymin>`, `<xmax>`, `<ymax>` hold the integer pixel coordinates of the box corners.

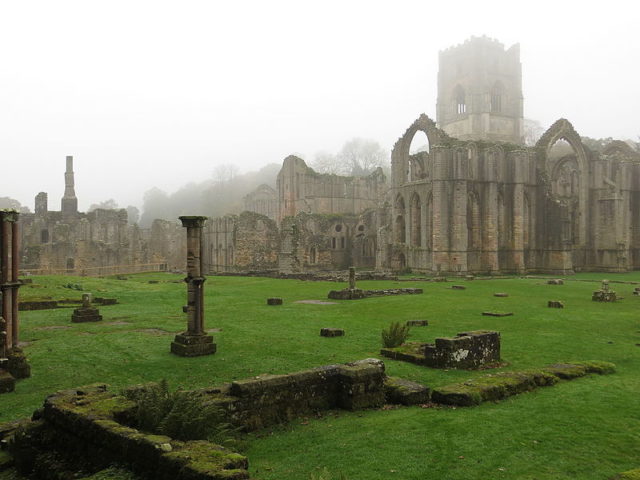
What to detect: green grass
<box><xmin>4</xmin><ymin>272</ymin><xmax>640</xmax><ymax>479</ymax></box>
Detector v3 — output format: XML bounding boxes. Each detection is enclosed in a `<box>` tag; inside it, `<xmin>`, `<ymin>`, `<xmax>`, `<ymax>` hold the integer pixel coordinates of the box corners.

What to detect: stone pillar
<box><xmin>348</xmin><ymin>266</ymin><xmax>356</xmax><ymax>290</ymax></box>
<box><xmin>511</xmin><ymin>151</ymin><xmax>527</xmax><ymax>274</ymax></box>
<box><xmin>0</xmin><ymin>210</ymin><xmax>20</xmax><ymax>352</ymax></box>
<box><xmin>61</xmin><ymin>155</ymin><xmax>78</xmax><ymax>217</ymax></box>
<box><xmin>431</xmin><ymin>146</ymin><xmax>450</xmax><ymax>273</ymax></box>
<box><xmin>482</xmin><ymin>172</ymin><xmax>499</xmax><ymax>273</ymax></box>
<box><xmin>171</xmin><ymin>216</ymin><xmax>216</xmax><ymax>357</ymax></box>
<box><xmin>450</xmin><ymin>180</ymin><xmax>468</xmax><ymax>273</ymax></box>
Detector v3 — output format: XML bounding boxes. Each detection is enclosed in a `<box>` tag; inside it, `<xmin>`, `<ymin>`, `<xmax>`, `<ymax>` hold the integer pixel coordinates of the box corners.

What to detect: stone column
<box><xmin>511</xmin><ymin>151</ymin><xmax>527</xmax><ymax>274</ymax></box>
<box><xmin>431</xmin><ymin>146</ymin><xmax>450</xmax><ymax>273</ymax></box>
<box><xmin>171</xmin><ymin>216</ymin><xmax>216</xmax><ymax>357</ymax></box>
<box><xmin>0</xmin><ymin>210</ymin><xmax>20</xmax><ymax>352</ymax></box>
<box><xmin>348</xmin><ymin>266</ymin><xmax>356</xmax><ymax>290</ymax></box>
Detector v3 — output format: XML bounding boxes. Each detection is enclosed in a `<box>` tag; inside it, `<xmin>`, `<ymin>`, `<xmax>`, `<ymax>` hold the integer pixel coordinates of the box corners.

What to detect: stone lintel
<box><xmin>179</xmin><ymin>216</ymin><xmax>208</xmax><ymax>228</ymax></box>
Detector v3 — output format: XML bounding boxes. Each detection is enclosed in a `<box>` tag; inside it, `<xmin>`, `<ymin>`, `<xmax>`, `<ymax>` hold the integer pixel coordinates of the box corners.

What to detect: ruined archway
<box><xmin>536</xmin><ymin>119</ymin><xmax>589</xmax><ymax>246</ymax></box>
<box><xmin>394</xmin><ymin>195</ymin><xmax>406</xmax><ymax>244</ymax></box>
<box><xmin>390</xmin><ymin>114</ymin><xmax>449</xmax><ymax>187</ymax></box>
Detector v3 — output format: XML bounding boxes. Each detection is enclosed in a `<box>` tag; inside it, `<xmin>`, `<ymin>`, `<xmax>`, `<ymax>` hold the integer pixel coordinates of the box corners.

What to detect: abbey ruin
<box><xmin>18</xmin><ymin>36</ymin><xmax>640</xmax><ymax>276</ymax></box>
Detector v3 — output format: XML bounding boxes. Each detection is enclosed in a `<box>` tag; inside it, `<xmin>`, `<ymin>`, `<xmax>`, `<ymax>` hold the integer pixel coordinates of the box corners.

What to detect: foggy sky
<box><xmin>2</xmin><ymin>0</ymin><xmax>638</xmax><ymax>212</ymax></box>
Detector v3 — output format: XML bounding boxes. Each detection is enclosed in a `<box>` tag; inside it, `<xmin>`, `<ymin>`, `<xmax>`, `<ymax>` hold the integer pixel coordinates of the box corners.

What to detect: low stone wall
<box><xmin>211</xmin><ymin>358</ymin><xmax>385</xmax><ymax>431</ymax></box>
<box><xmin>328</xmin><ymin>287</ymin><xmax>423</xmax><ymax>300</ymax></box>
<box><xmin>2</xmin><ymin>359</ymin><xmax>386</xmax><ymax>479</ymax></box>
<box><xmin>381</xmin><ymin>331</ymin><xmax>500</xmax><ymax>369</ymax></box>
<box><xmin>215</xmin><ymin>271</ymin><xmax>397</xmax><ymax>282</ymax></box>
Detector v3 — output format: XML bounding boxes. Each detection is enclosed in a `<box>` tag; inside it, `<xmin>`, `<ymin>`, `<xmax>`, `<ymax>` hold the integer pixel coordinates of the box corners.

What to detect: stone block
<box><xmin>267</xmin><ymin>298</ymin><xmax>283</xmax><ymax>305</ymax></box>
<box><xmin>0</xmin><ymin>371</ymin><xmax>15</xmax><ymax>394</ymax></box>
<box><xmin>320</xmin><ymin>328</ymin><xmax>344</xmax><ymax>337</ymax></box>
<box><xmin>170</xmin><ymin>333</ymin><xmax>216</xmax><ymax>357</ymax></box>
<box><xmin>71</xmin><ymin>307</ymin><xmax>102</xmax><ymax>323</ymax></box>
<box><xmin>451</xmin><ymin>285</ymin><xmax>466</xmax><ymax>290</ymax></box>
<box><xmin>406</xmin><ymin>320</ymin><xmax>428</xmax><ymax>327</ymax></box>
<box><xmin>482</xmin><ymin>311</ymin><xmax>513</xmax><ymax>317</ymax></box>
<box><xmin>384</xmin><ymin>376</ymin><xmax>430</xmax><ymax>405</ymax></box>
<box><xmin>7</xmin><ymin>350</ymin><xmax>30</xmax><ymax>379</ymax></box>
<box><xmin>494</xmin><ymin>293</ymin><xmax>509</xmax><ymax>297</ymax></box>
<box><xmin>547</xmin><ymin>279</ymin><xmax>564</xmax><ymax>285</ymax></box>
<box><xmin>548</xmin><ymin>300</ymin><xmax>564</xmax><ymax>308</ymax></box>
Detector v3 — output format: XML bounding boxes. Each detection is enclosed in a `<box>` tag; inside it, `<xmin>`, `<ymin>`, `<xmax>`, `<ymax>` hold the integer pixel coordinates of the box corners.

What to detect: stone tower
<box><xmin>61</xmin><ymin>156</ymin><xmax>78</xmax><ymax>217</ymax></box>
<box><xmin>436</xmin><ymin>36</ymin><xmax>524</xmax><ymax>144</ymax></box>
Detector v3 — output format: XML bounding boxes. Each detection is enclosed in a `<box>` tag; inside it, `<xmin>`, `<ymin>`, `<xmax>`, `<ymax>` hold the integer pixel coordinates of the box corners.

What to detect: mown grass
<box><xmin>3</xmin><ymin>273</ymin><xmax>640</xmax><ymax>479</ymax></box>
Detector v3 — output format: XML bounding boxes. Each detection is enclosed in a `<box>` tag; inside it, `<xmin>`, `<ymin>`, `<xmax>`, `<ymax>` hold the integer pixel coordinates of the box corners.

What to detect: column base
<box><xmin>170</xmin><ymin>333</ymin><xmax>216</xmax><ymax>357</ymax></box>
<box><xmin>0</xmin><ymin>370</ymin><xmax>16</xmax><ymax>394</ymax></box>
<box><xmin>71</xmin><ymin>308</ymin><xmax>103</xmax><ymax>323</ymax></box>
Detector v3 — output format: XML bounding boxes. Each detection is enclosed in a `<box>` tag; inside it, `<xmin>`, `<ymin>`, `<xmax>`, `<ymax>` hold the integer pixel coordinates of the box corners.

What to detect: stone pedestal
<box><xmin>171</xmin><ymin>216</ymin><xmax>216</xmax><ymax>357</ymax></box>
<box><xmin>71</xmin><ymin>307</ymin><xmax>103</xmax><ymax>323</ymax></box>
<box><xmin>71</xmin><ymin>293</ymin><xmax>102</xmax><ymax>322</ymax></box>
<box><xmin>170</xmin><ymin>333</ymin><xmax>216</xmax><ymax>357</ymax></box>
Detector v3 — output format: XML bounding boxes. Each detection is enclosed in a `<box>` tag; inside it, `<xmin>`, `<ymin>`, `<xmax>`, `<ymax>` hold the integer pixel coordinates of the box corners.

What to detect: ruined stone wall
<box><xmin>276</xmin><ymin>155</ymin><xmax>386</xmax><ymax>223</ymax></box>
<box><xmin>243</xmin><ymin>184</ymin><xmax>277</xmax><ymax>220</ymax></box>
<box><xmin>204</xmin><ymin>212</ymin><xmax>279</xmax><ymax>273</ymax></box>
<box><xmin>383</xmin><ymin>114</ymin><xmax>640</xmax><ymax>274</ymax></box>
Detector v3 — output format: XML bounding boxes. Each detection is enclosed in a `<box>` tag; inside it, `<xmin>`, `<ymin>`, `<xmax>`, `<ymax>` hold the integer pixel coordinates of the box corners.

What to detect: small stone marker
<box><xmin>320</xmin><ymin>328</ymin><xmax>344</xmax><ymax>337</ymax></box>
<box><xmin>482</xmin><ymin>311</ymin><xmax>513</xmax><ymax>317</ymax></box>
<box><xmin>548</xmin><ymin>300</ymin><xmax>564</xmax><ymax>308</ymax></box>
<box><xmin>406</xmin><ymin>320</ymin><xmax>428</xmax><ymax>327</ymax></box>
<box><xmin>267</xmin><ymin>298</ymin><xmax>283</xmax><ymax>305</ymax></box>
<box><xmin>71</xmin><ymin>293</ymin><xmax>103</xmax><ymax>323</ymax></box>
<box><xmin>451</xmin><ymin>285</ymin><xmax>466</xmax><ymax>290</ymax></box>
<box><xmin>348</xmin><ymin>266</ymin><xmax>356</xmax><ymax>290</ymax></box>
<box><xmin>465</xmin><ymin>275</ymin><xmax>475</xmax><ymax>281</ymax></box>
<box><xmin>547</xmin><ymin>279</ymin><xmax>564</xmax><ymax>285</ymax></box>
<box><xmin>633</xmin><ymin>287</ymin><xmax>640</xmax><ymax>296</ymax></box>
<box><xmin>494</xmin><ymin>293</ymin><xmax>509</xmax><ymax>297</ymax></box>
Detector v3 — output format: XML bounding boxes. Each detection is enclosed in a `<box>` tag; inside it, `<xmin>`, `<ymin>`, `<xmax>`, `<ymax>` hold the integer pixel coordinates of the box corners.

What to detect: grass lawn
<box><xmin>2</xmin><ymin>272</ymin><xmax>640</xmax><ymax>479</ymax></box>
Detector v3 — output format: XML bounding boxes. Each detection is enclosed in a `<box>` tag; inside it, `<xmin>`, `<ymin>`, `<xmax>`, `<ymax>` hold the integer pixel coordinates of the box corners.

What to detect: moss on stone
<box><xmin>163</xmin><ymin>440</ymin><xmax>249</xmax><ymax>478</ymax></box>
<box><xmin>611</xmin><ymin>468</ymin><xmax>640</xmax><ymax>480</ymax></box>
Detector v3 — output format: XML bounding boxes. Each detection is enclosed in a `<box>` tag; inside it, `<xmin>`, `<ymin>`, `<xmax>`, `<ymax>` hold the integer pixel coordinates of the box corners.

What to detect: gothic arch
<box><xmin>467</xmin><ymin>191</ymin><xmax>481</xmax><ymax>250</ymax></box>
<box><xmin>425</xmin><ymin>193</ymin><xmax>433</xmax><ymax>250</ymax></box>
<box><xmin>453</xmin><ymin>85</ymin><xmax>466</xmax><ymax>115</ymax></box>
<box><xmin>394</xmin><ymin>194</ymin><xmax>406</xmax><ymax>244</ymax></box>
<box><xmin>390</xmin><ymin>114</ymin><xmax>449</xmax><ymax>186</ymax></box>
<box><xmin>536</xmin><ymin>119</ymin><xmax>589</xmax><ymax>245</ymax></box>
<box><xmin>490</xmin><ymin>81</ymin><xmax>505</xmax><ymax>113</ymax></box>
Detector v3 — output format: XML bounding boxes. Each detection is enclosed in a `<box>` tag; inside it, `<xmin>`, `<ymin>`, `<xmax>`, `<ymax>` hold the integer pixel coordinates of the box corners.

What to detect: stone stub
<box><xmin>592</xmin><ymin>290</ymin><xmax>617</xmax><ymax>302</ymax></box>
<box><xmin>266</xmin><ymin>298</ymin><xmax>283</xmax><ymax>305</ymax></box>
<box><xmin>494</xmin><ymin>293</ymin><xmax>509</xmax><ymax>297</ymax></box>
<box><xmin>548</xmin><ymin>300</ymin><xmax>565</xmax><ymax>308</ymax></box>
<box><xmin>451</xmin><ymin>285</ymin><xmax>466</xmax><ymax>290</ymax></box>
<box><xmin>170</xmin><ymin>333</ymin><xmax>216</xmax><ymax>357</ymax></box>
<box><xmin>71</xmin><ymin>307</ymin><xmax>102</xmax><ymax>323</ymax></box>
<box><xmin>482</xmin><ymin>311</ymin><xmax>513</xmax><ymax>317</ymax></box>
<box><xmin>0</xmin><ymin>370</ymin><xmax>15</xmax><ymax>394</ymax></box>
<box><xmin>320</xmin><ymin>328</ymin><xmax>344</xmax><ymax>337</ymax></box>
<box><xmin>384</xmin><ymin>376</ymin><xmax>430</xmax><ymax>405</ymax></box>
<box><xmin>327</xmin><ymin>288</ymin><xmax>366</xmax><ymax>300</ymax></box>
<box><xmin>547</xmin><ymin>279</ymin><xmax>564</xmax><ymax>285</ymax></box>
<box><xmin>406</xmin><ymin>320</ymin><xmax>428</xmax><ymax>327</ymax></box>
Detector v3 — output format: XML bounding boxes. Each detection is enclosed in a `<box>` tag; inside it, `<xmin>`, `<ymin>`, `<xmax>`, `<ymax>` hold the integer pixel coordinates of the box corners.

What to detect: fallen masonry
<box><xmin>320</xmin><ymin>328</ymin><xmax>344</xmax><ymax>337</ymax></box>
<box><xmin>381</xmin><ymin>330</ymin><xmax>500</xmax><ymax>369</ymax></box>
<box><xmin>406</xmin><ymin>320</ymin><xmax>428</xmax><ymax>327</ymax></box>
<box><xmin>482</xmin><ymin>311</ymin><xmax>513</xmax><ymax>317</ymax></box>
<box><xmin>593</xmin><ymin>279</ymin><xmax>617</xmax><ymax>302</ymax></box>
<box><xmin>71</xmin><ymin>293</ymin><xmax>102</xmax><ymax>323</ymax></box>
<box><xmin>266</xmin><ymin>298</ymin><xmax>283</xmax><ymax>305</ymax></box>
<box><xmin>548</xmin><ymin>300</ymin><xmax>565</xmax><ymax>308</ymax></box>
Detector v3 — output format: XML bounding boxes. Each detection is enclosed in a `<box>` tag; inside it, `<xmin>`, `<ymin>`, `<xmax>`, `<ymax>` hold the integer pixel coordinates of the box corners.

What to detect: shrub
<box><xmin>381</xmin><ymin>321</ymin><xmax>410</xmax><ymax>348</ymax></box>
<box><xmin>122</xmin><ymin>380</ymin><xmax>235</xmax><ymax>446</ymax></box>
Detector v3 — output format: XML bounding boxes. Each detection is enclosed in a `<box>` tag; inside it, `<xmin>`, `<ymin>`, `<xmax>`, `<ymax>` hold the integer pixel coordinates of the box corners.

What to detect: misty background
<box><xmin>1</xmin><ymin>0</ymin><xmax>639</xmax><ymax>223</ymax></box>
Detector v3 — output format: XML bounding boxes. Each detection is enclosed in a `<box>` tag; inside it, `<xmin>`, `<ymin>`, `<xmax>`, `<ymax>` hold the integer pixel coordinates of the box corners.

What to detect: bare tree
<box><xmin>88</xmin><ymin>199</ymin><xmax>118</xmax><ymax>211</ymax></box>
<box><xmin>310</xmin><ymin>150</ymin><xmax>341</xmax><ymax>174</ymax></box>
<box><xmin>523</xmin><ymin>119</ymin><xmax>545</xmax><ymax>146</ymax></box>
<box><xmin>311</xmin><ymin>138</ymin><xmax>388</xmax><ymax>176</ymax></box>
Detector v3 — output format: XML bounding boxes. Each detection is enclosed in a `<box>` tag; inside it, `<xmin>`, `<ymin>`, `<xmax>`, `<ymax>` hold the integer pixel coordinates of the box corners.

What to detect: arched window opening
<box><xmin>332</xmin><ymin>237</ymin><xmax>337</xmax><ymax>249</ymax></box>
<box><xmin>523</xmin><ymin>195</ymin><xmax>531</xmax><ymax>249</ymax></box>
<box><xmin>310</xmin><ymin>247</ymin><xmax>317</xmax><ymax>264</ymax></box>
<box><xmin>395</xmin><ymin>216</ymin><xmax>406</xmax><ymax>244</ymax></box>
<box><xmin>467</xmin><ymin>194</ymin><xmax>481</xmax><ymax>250</ymax></box>
<box><xmin>426</xmin><ymin>194</ymin><xmax>433</xmax><ymax>250</ymax></box>
<box><xmin>454</xmin><ymin>85</ymin><xmax>466</xmax><ymax>115</ymax></box>
<box><xmin>66</xmin><ymin>258</ymin><xmax>75</xmax><ymax>271</ymax></box>
<box><xmin>491</xmin><ymin>82</ymin><xmax>504</xmax><ymax>113</ymax></box>
<box><xmin>41</xmin><ymin>229</ymin><xmax>49</xmax><ymax>244</ymax></box>
<box><xmin>548</xmin><ymin>138</ymin><xmax>574</xmax><ymax>161</ymax></box>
